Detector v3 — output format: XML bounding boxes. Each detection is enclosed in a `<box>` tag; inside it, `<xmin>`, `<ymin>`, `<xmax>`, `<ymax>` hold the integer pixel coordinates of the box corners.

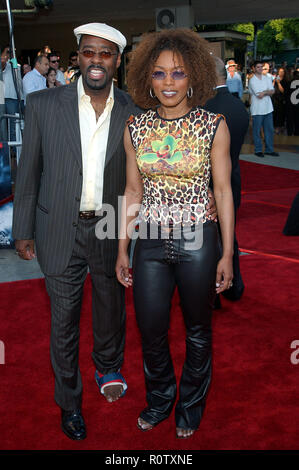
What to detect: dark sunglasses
<box><xmin>152</xmin><ymin>70</ymin><xmax>188</xmax><ymax>80</ymax></box>
<box><xmin>50</xmin><ymin>60</ymin><xmax>59</xmax><ymax>63</ymax></box>
<box><xmin>79</xmin><ymin>50</ymin><xmax>117</xmax><ymax>60</ymax></box>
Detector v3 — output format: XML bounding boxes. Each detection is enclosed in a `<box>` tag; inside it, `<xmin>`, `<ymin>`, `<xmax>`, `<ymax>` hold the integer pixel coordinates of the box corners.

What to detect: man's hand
<box><xmin>258</xmin><ymin>90</ymin><xmax>273</xmax><ymax>99</ymax></box>
<box><xmin>15</xmin><ymin>239</ymin><xmax>35</xmax><ymax>260</ymax></box>
<box><xmin>207</xmin><ymin>188</ymin><xmax>218</xmax><ymax>222</ymax></box>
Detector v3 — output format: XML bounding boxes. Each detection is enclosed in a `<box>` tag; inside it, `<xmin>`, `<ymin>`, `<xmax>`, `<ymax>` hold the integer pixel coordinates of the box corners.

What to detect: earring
<box><xmin>150</xmin><ymin>88</ymin><xmax>156</xmax><ymax>99</ymax></box>
<box><xmin>187</xmin><ymin>87</ymin><xmax>193</xmax><ymax>98</ymax></box>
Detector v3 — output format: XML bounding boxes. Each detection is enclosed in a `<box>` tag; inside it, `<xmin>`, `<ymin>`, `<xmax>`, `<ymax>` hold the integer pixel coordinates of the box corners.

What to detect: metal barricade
<box><xmin>0</xmin><ymin>113</ymin><xmax>24</xmax><ymax>165</ymax></box>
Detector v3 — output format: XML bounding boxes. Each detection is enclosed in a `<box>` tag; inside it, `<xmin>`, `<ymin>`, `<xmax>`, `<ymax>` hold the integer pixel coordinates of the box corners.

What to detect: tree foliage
<box><xmin>232</xmin><ymin>23</ymin><xmax>254</xmax><ymax>42</ymax></box>
<box><xmin>282</xmin><ymin>18</ymin><xmax>299</xmax><ymax>46</ymax></box>
<box><xmin>257</xmin><ymin>19</ymin><xmax>299</xmax><ymax>55</ymax></box>
<box><xmin>195</xmin><ymin>18</ymin><xmax>299</xmax><ymax>56</ymax></box>
<box><xmin>257</xmin><ymin>20</ymin><xmax>284</xmax><ymax>55</ymax></box>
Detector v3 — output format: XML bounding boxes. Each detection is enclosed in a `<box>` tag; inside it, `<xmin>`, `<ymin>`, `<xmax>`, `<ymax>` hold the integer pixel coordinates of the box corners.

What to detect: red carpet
<box><xmin>238</xmin><ymin>161</ymin><xmax>299</xmax><ymax>260</ymax></box>
<box><xmin>0</xmin><ymin>160</ymin><xmax>298</xmax><ymax>450</ymax></box>
<box><xmin>240</xmin><ymin>160</ymin><xmax>299</xmax><ymax>192</ymax></box>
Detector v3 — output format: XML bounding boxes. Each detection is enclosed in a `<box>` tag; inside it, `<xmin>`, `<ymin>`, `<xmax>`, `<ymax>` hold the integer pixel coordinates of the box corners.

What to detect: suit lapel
<box><xmin>58</xmin><ymin>82</ymin><xmax>82</xmax><ymax>169</ymax></box>
<box><xmin>105</xmin><ymin>88</ymin><xmax>129</xmax><ymax>168</ymax></box>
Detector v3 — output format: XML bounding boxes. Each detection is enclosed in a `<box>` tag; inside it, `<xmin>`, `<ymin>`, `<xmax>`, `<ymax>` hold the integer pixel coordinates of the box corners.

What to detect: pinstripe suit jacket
<box><xmin>12</xmin><ymin>82</ymin><xmax>139</xmax><ymax>276</ymax></box>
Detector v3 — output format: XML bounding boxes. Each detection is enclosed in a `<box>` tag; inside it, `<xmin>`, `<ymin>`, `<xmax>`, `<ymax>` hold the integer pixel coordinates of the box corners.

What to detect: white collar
<box><xmin>77</xmin><ymin>75</ymin><xmax>114</xmax><ymax>106</ymax></box>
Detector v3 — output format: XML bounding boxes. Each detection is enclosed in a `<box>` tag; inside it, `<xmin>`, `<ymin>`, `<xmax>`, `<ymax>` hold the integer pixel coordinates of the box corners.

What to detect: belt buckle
<box><xmin>79</xmin><ymin>210</ymin><xmax>95</xmax><ymax>219</ymax></box>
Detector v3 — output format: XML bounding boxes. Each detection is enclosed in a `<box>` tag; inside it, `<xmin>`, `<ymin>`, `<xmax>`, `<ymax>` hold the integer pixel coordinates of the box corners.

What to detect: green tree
<box><xmin>256</xmin><ymin>19</ymin><xmax>299</xmax><ymax>56</ymax></box>
<box><xmin>257</xmin><ymin>21</ymin><xmax>284</xmax><ymax>55</ymax></box>
<box><xmin>194</xmin><ymin>19</ymin><xmax>299</xmax><ymax>56</ymax></box>
<box><xmin>232</xmin><ymin>23</ymin><xmax>254</xmax><ymax>42</ymax></box>
<box><xmin>282</xmin><ymin>18</ymin><xmax>299</xmax><ymax>46</ymax></box>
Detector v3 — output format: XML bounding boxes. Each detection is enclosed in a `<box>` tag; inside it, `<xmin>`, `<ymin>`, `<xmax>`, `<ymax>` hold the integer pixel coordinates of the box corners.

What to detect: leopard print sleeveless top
<box><xmin>128</xmin><ymin>107</ymin><xmax>223</xmax><ymax>227</ymax></box>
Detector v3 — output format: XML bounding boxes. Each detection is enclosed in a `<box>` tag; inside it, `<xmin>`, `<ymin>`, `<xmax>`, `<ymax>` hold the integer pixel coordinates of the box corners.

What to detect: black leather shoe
<box><xmin>264</xmin><ymin>151</ymin><xmax>279</xmax><ymax>156</ymax></box>
<box><xmin>61</xmin><ymin>409</ymin><xmax>86</xmax><ymax>440</ymax></box>
<box><xmin>254</xmin><ymin>152</ymin><xmax>264</xmax><ymax>157</ymax></box>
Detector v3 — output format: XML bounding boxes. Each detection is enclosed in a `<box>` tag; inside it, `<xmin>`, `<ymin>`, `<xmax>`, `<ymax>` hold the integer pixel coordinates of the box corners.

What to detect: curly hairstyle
<box><xmin>126</xmin><ymin>28</ymin><xmax>217</xmax><ymax>109</ymax></box>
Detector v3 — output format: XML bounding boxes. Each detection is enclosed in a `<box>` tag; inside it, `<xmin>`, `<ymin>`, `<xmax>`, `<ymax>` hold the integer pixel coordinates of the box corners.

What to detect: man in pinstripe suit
<box><xmin>12</xmin><ymin>23</ymin><xmax>139</xmax><ymax>440</ymax></box>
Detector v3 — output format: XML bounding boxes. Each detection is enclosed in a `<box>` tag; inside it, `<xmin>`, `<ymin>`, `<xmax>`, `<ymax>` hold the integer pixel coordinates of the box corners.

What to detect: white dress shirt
<box><xmin>249</xmin><ymin>74</ymin><xmax>274</xmax><ymax>116</ymax></box>
<box><xmin>78</xmin><ymin>76</ymin><xmax>114</xmax><ymax>211</ymax></box>
<box><xmin>23</xmin><ymin>68</ymin><xmax>47</xmax><ymax>102</ymax></box>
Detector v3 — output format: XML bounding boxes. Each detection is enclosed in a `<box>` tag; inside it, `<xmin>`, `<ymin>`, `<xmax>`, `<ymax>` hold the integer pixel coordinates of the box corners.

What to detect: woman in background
<box><xmin>273</xmin><ymin>67</ymin><xmax>287</xmax><ymax>134</ymax></box>
<box><xmin>46</xmin><ymin>67</ymin><xmax>57</xmax><ymax>88</ymax></box>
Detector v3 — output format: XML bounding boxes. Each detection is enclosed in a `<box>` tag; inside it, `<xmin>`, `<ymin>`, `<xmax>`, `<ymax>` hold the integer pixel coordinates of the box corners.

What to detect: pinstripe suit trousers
<box><xmin>44</xmin><ymin>217</ymin><xmax>126</xmax><ymax>411</ymax></box>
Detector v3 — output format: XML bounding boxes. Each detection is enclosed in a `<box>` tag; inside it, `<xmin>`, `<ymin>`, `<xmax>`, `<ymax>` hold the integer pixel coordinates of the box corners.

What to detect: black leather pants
<box><xmin>133</xmin><ymin>221</ymin><xmax>221</xmax><ymax>430</ymax></box>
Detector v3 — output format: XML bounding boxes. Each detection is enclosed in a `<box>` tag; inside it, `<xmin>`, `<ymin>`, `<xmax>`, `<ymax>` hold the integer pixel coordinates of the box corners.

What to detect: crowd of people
<box><xmin>1</xmin><ymin>45</ymin><xmax>81</xmax><ymax>108</ymax></box>
<box><xmin>224</xmin><ymin>57</ymin><xmax>299</xmax><ymax>157</ymax></box>
<box><xmin>1</xmin><ymin>45</ymin><xmax>81</xmax><ymax>147</ymax></box>
<box><xmin>1</xmin><ymin>41</ymin><xmax>298</xmax><ymax>144</ymax></box>
<box><xmin>0</xmin><ymin>23</ymin><xmax>298</xmax><ymax>443</ymax></box>
<box><xmin>228</xmin><ymin>58</ymin><xmax>299</xmax><ymax>137</ymax></box>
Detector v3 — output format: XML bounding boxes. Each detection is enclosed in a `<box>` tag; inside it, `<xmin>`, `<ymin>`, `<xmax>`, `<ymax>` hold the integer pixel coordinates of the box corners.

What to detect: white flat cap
<box><xmin>74</xmin><ymin>22</ymin><xmax>127</xmax><ymax>54</ymax></box>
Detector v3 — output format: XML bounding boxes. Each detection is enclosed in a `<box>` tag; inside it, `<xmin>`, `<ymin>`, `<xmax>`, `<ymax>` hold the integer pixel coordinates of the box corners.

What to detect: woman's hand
<box><xmin>115</xmin><ymin>251</ymin><xmax>133</xmax><ymax>288</ymax></box>
<box><xmin>207</xmin><ymin>188</ymin><xmax>218</xmax><ymax>222</ymax></box>
<box><xmin>215</xmin><ymin>255</ymin><xmax>233</xmax><ymax>294</ymax></box>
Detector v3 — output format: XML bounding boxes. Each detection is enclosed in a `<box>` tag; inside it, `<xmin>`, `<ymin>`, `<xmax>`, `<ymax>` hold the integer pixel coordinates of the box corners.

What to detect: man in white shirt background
<box><xmin>249</xmin><ymin>60</ymin><xmax>279</xmax><ymax>157</ymax></box>
<box><xmin>22</xmin><ymin>54</ymin><xmax>49</xmax><ymax>102</ymax></box>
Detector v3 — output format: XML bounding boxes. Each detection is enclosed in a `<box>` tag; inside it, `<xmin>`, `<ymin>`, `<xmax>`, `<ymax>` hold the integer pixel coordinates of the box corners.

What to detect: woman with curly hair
<box><xmin>116</xmin><ymin>29</ymin><xmax>234</xmax><ymax>438</ymax></box>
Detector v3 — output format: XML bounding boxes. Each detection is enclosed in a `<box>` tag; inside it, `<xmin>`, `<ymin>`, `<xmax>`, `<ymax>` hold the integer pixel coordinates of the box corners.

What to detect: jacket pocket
<box><xmin>37</xmin><ymin>203</ymin><xmax>49</xmax><ymax>214</ymax></box>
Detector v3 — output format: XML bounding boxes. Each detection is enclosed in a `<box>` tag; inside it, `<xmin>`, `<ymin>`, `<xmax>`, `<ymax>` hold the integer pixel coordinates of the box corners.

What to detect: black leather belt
<box><xmin>79</xmin><ymin>211</ymin><xmax>96</xmax><ymax>219</ymax></box>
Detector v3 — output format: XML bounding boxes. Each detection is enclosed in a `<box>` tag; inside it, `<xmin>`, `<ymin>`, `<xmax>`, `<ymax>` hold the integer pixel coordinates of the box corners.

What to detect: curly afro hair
<box><xmin>126</xmin><ymin>28</ymin><xmax>217</xmax><ymax>109</ymax></box>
